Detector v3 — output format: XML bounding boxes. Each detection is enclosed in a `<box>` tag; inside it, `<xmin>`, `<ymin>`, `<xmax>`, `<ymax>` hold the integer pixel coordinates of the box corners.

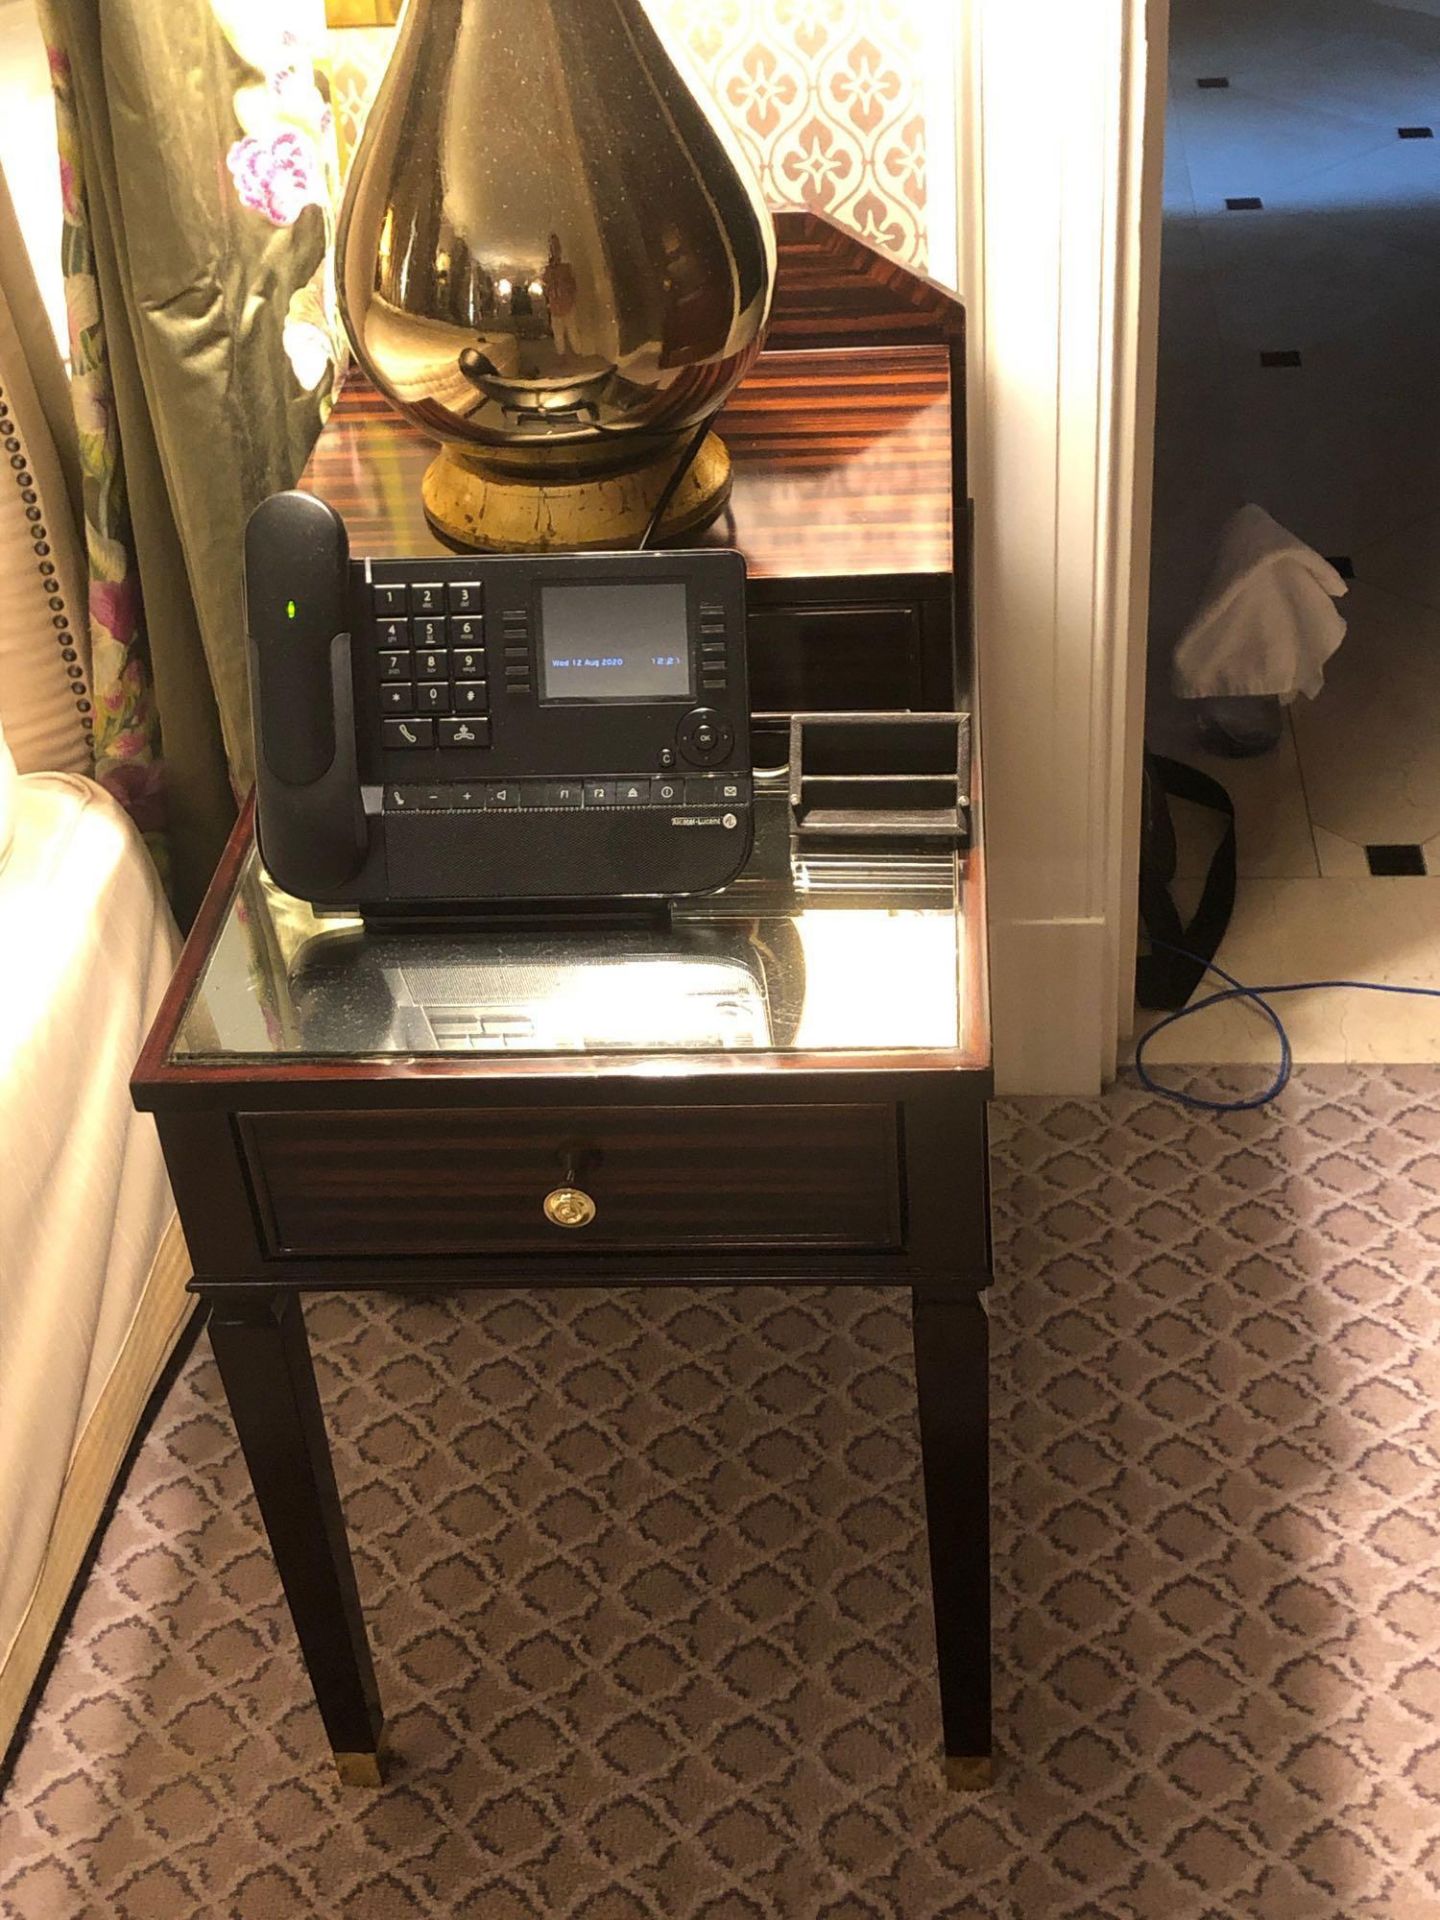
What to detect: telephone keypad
<box><xmin>377</xmin><ymin>573</ymin><xmax>492</xmax><ymax>756</ymax></box>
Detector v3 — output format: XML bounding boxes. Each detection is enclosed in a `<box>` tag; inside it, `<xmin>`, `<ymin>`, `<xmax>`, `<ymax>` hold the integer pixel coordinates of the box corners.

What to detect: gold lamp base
<box><xmin>421</xmin><ymin>434</ymin><xmax>733</xmax><ymax>553</ymax></box>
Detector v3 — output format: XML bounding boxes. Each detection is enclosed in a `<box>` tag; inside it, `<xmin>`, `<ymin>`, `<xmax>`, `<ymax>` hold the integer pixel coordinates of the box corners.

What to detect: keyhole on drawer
<box><xmin>558</xmin><ymin>1143</ymin><xmax>601</xmax><ymax>1186</ymax></box>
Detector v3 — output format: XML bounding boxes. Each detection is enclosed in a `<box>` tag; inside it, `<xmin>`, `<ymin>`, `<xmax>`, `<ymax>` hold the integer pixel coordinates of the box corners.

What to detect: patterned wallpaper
<box><xmin>327</xmin><ymin>0</ymin><xmax>936</xmax><ymax>272</ymax></box>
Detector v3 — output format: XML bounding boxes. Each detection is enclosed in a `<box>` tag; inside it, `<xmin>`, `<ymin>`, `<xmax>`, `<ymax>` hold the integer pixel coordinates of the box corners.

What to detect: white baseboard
<box><xmin>989</xmin><ymin>916</ymin><xmax>1109</xmax><ymax>1094</ymax></box>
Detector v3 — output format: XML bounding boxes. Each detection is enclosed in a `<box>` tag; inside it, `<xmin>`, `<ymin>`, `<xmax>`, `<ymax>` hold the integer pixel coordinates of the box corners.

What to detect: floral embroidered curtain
<box><xmin>38</xmin><ymin>0</ymin><xmax>346</xmax><ymax>917</ymax></box>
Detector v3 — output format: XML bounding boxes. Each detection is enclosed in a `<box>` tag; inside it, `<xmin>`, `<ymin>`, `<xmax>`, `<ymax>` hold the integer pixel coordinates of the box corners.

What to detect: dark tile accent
<box><xmin>1398</xmin><ymin>126</ymin><xmax>1435</xmax><ymax>139</ymax></box>
<box><xmin>1196</xmin><ymin>76</ymin><xmax>1230</xmax><ymax>88</ymax></box>
<box><xmin>1366</xmin><ymin>843</ymin><xmax>1427</xmax><ymax>876</ymax></box>
<box><xmin>1226</xmin><ymin>196</ymin><xmax>1264</xmax><ymax>210</ymax></box>
<box><xmin>1326</xmin><ymin>555</ymin><xmax>1355</xmax><ymax>579</ymax></box>
<box><xmin>1260</xmin><ymin>349</ymin><xmax>1303</xmax><ymax>368</ymax></box>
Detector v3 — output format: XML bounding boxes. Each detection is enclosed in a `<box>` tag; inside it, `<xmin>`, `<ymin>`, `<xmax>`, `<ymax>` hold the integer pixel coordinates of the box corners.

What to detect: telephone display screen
<box><xmin>539</xmin><ymin>582</ymin><xmax>693</xmax><ymax>702</ymax></box>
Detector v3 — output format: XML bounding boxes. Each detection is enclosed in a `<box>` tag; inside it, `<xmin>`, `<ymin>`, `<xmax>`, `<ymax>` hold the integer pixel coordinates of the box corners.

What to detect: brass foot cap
<box><xmin>334</xmin><ymin>1741</ymin><xmax>387</xmax><ymax>1788</ymax></box>
<box><xmin>945</xmin><ymin>1754</ymin><xmax>994</xmax><ymax>1792</ymax></box>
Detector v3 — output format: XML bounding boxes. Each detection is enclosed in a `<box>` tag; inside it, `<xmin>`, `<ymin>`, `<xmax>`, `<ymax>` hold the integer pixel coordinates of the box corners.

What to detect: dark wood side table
<box><xmin>132</xmin><ymin>215</ymin><xmax>993</xmax><ymax>1789</ymax></box>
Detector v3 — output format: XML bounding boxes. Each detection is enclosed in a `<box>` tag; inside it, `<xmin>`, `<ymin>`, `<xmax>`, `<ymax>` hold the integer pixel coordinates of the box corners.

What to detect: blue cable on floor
<box><xmin>1134</xmin><ymin>941</ymin><xmax>1440</xmax><ymax>1112</ymax></box>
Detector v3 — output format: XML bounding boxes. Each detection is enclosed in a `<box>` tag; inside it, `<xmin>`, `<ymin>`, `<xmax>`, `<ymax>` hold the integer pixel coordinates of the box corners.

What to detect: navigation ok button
<box><xmin>677</xmin><ymin>707</ymin><xmax>733</xmax><ymax>767</ymax></box>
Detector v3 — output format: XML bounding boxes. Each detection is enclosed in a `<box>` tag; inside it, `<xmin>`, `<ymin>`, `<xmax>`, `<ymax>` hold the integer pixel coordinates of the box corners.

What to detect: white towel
<box><xmin>1172</xmin><ymin>504</ymin><xmax>1348</xmax><ymax>703</ymax></box>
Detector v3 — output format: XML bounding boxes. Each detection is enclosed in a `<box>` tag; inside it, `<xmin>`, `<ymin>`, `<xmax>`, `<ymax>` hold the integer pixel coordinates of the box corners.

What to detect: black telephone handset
<box><xmin>245</xmin><ymin>492</ymin><xmax>368</xmax><ymax>894</ymax></box>
<box><xmin>246</xmin><ymin>491</ymin><xmax>754</xmax><ymax>914</ymax></box>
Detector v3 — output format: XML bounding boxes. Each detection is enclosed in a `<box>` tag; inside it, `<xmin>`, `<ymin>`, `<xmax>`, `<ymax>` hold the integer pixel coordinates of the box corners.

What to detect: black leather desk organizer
<box><xmin>788</xmin><ymin>712</ymin><xmax>971</xmax><ymax>848</ymax></box>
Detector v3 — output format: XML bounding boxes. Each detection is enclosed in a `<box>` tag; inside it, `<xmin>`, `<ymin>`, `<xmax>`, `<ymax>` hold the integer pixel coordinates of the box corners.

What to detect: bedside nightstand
<box><xmin>133</xmin><ymin>783</ymin><xmax>992</xmax><ymax>1789</ymax></box>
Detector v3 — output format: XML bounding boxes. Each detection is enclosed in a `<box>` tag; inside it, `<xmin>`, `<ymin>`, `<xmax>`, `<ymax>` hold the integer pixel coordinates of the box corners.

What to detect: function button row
<box><xmin>373</xmin><ymin>580</ymin><xmax>484</xmax><ymax>617</ymax></box>
<box><xmin>381</xmin><ymin>717</ymin><xmax>493</xmax><ymax>751</ymax></box>
<box><xmin>375</xmin><ymin>613</ymin><xmax>484</xmax><ymax>649</ymax></box>
<box><xmin>384</xmin><ymin>774</ymin><xmax>752</xmax><ymax>809</ymax></box>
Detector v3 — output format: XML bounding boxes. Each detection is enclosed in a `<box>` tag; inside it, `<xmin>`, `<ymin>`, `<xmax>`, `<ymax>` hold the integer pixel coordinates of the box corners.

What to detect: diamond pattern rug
<box><xmin>4</xmin><ymin>1067</ymin><xmax>1440</xmax><ymax>1917</ymax></box>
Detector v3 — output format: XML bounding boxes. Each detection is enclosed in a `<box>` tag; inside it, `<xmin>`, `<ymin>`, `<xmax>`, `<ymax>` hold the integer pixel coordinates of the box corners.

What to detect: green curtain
<box><xmin>39</xmin><ymin>0</ymin><xmax>347</xmax><ymax>920</ymax></box>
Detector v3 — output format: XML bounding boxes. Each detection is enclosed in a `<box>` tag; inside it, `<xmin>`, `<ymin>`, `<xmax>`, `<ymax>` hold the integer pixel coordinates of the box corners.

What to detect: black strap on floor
<box><xmin>1136</xmin><ymin>753</ymin><xmax>1237</xmax><ymax>1010</ymax></box>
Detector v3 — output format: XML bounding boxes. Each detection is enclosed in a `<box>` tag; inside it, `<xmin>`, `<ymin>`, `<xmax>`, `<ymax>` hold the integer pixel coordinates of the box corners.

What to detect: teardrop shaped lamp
<box><xmin>335</xmin><ymin>0</ymin><xmax>777</xmax><ymax>551</ymax></box>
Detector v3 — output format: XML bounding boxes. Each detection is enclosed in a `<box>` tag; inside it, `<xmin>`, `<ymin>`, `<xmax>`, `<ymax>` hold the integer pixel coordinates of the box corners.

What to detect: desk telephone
<box><xmin>245</xmin><ymin>492</ymin><xmax>753</xmax><ymax>913</ymax></box>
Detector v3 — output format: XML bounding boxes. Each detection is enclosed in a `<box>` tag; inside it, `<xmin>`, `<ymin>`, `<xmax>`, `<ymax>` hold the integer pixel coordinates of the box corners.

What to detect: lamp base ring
<box><xmin>421</xmin><ymin>434</ymin><xmax>733</xmax><ymax>552</ymax></box>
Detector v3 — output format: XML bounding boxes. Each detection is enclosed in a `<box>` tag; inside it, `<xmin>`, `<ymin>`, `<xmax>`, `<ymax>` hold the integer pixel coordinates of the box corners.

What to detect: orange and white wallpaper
<box><xmin>657</xmin><ymin>0</ymin><xmax>931</xmax><ymax>271</ymax></box>
<box><xmin>327</xmin><ymin>0</ymin><xmax>947</xmax><ymax>275</ymax></box>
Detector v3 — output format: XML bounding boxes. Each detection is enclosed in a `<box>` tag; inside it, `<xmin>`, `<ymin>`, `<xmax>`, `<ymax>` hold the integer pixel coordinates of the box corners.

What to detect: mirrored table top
<box><xmin>170</xmin><ymin>794</ymin><xmax>986</xmax><ymax>1070</ymax></box>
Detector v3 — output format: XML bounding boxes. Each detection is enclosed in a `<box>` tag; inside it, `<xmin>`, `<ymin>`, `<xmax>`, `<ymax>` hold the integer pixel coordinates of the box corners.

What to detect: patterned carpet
<box><xmin>5</xmin><ymin>1068</ymin><xmax>1440</xmax><ymax>1917</ymax></box>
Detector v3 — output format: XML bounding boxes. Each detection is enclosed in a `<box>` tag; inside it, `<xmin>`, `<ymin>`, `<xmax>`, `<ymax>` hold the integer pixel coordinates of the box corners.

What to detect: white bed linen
<box><xmin>0</xmin><ymin>773</ymin><xmax>182</xmax><ymax>1715</ymax></box>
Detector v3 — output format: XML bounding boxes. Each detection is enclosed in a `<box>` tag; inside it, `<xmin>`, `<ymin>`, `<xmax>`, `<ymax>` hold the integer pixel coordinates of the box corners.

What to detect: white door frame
<box><xmin>958</xmin><ymin>0</ymin><xmax>1169</xmax><ymax>1093</ymax></box>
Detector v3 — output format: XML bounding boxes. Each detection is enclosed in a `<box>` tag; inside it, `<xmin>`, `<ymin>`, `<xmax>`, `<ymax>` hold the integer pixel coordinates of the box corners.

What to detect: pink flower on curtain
<box><xmin>226</xmin><ymin>130</ymin><xmax>320</xmax><ymax>227</ymax></box>
<box><xmin>91</xmin><ymin>574</ymin><xmax>138</xmax><ymax>647</ymax></box>
<box><xmin>99</xmin><ymin>758</ymin><xmax>166</xmax><ymax>837</ymax></box>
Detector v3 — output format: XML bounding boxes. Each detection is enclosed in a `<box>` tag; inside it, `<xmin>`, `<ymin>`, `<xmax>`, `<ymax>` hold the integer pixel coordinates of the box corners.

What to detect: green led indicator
<box><xmin>285</xmin><ymin>597</ymin><xmax>297</xmax><ymax>620</ymax></box>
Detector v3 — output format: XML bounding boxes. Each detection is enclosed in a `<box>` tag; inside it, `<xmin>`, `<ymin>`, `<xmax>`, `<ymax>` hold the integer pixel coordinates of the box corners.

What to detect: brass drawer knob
<box><xmin>544</xmin><ymin>1186</ymin><xmax>596</xmax><ymax>1229</ymax></box>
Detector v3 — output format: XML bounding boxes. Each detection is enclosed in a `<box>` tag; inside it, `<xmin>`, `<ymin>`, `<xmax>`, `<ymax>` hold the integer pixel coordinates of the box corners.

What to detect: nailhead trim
<box><xmin>0</xmin><ymin>395</ymin><xmax>91</xmax><ymax>738</ymax></box>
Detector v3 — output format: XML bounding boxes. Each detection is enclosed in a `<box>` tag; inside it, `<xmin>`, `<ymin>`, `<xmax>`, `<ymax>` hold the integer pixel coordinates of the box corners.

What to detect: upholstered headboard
<box><xmin>0</xmin><ymin>166</ymin><xmax>91</xmax><ymax>779</ymax></box>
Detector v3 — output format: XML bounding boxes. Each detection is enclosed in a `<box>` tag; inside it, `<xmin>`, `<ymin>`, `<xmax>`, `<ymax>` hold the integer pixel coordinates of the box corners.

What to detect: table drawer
<box><xmin>238</xmin><ymin>1103</ymin><xmax>903</xmax><ymax>1258</ymax></box>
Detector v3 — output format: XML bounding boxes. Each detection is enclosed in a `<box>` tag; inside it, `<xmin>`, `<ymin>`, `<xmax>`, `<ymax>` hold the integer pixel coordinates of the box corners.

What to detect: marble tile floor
<box><xmin>1142</xmin><ymin>0</ymin><xmax>1440</xmax><ymax>1064</ymax></box>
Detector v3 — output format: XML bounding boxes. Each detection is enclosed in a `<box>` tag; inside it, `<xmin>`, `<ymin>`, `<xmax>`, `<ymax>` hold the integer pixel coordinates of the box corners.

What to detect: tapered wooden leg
<box><xmin>912</xmin><ymin>1286</ymin><xmax>992</xmax><ymax>1788</ymax></box>
<box><xmin>207</xmin><ymin>1291</ymin><xmax>385</xmax><ymax>1783</ymax></box>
